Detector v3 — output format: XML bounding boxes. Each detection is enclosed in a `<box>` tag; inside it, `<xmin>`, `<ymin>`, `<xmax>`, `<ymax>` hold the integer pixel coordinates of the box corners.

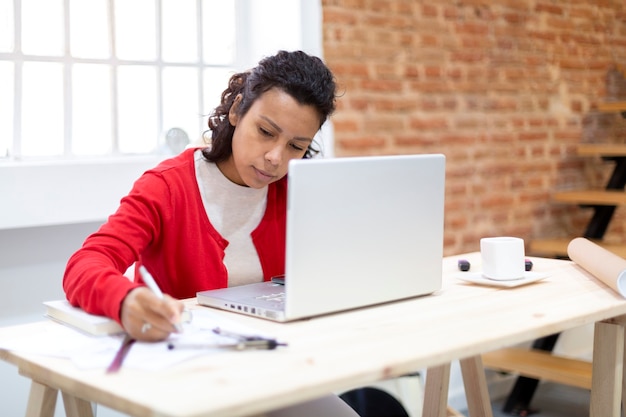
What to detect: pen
<box><xmin>106</xmin><ymin>335</ymin><xmax>135</xmax><ymax>373</ymax></box>
<box><xmin>167</xmin><ymin>327</ymin><xmax>287</xmax><ymax>351</ymax></box>
<box><xmin>139</xmin><ymin>265</ymin><xmax>164</xmax><ymax>297</ymax></box>
<box><xmin>167</xmin><ymin>339</ymin><xmax>286</xmax><ymax>351</ymax></box>
<box><xmin>138</xmin><ymin>265</ymin><xmax>183</xmax><ymax>332</ymax></box>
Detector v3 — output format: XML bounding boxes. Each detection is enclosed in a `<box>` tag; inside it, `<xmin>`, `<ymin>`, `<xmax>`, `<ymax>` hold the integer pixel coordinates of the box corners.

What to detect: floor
<box><xmin>459</xmin><ymin>382</ymin><xmax>590</xmax><ymax>417</ymax></box>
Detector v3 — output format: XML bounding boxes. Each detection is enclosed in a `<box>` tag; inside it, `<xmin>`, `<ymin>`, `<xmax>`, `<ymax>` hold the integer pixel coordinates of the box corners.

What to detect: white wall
<box><xmin>0</xmin><ymin>221</ymin><xmax>128</xmax><ymax>416</ymax></box>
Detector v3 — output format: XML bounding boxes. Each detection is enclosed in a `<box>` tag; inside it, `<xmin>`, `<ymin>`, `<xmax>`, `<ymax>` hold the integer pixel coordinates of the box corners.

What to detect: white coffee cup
<box><xmin>480</xmin><ymin>237</ymin><xmax>525</xmax><ymax>280</ymax></box>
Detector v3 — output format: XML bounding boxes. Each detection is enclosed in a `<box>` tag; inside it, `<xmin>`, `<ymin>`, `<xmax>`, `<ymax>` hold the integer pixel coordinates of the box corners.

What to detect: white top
<box><xmin>194</xmin><ymin>150</ymin><xmax>267</xmax><ymax>286</ymax></box>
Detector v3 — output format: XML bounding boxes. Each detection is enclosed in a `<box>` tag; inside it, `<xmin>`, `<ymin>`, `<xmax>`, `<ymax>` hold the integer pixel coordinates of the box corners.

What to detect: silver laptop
<box><xmin>197</xmin><ymin>154</ymin><xmax>445</xmax><ymax>322</ymax></box>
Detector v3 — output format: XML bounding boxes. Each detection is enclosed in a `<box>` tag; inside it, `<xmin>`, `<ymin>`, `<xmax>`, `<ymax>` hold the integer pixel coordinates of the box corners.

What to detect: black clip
<box><xmin>458</xmin><ymin>259</ymin><xmax>471</xmax><ymax>271</ymax></box>
<box><xmin>525</xmin><ymin>259</ymin><xmax>533</xmax><ymax>271</ymax></box>
<box><xmin>212</xmin><ymin>327</ymin><xmax>287</xmax><ymax>350</ymax></box>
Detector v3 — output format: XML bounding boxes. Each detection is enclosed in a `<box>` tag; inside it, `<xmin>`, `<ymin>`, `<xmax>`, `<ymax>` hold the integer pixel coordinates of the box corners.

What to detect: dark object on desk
<box><xmin>458</xmin><ymin>259</ymin><xmax>471</xmax><ymax>271</ymax></box>
<box><xmin>458</xmin><ymin>259</ymin><xmax>530</xmax><ymax>273</ymax></box>
<box><xmin>167</xmin><ymin>338</ymin><xmax>284</xmax><ymax>351</ymax></box>
<box><xmin>107</xmin><ymin>335</ymin><xmax>135</xmax><ymax>373</ymax></box>
<box><xmin>525</xmin><ymin>259</ymin><xmax>533</xmax><ymax>271</ymax></box>
<box><xmin>213</xmin><ymin>327</ymin><xmax>286</xmax><ymax>350</ymax></box>
<box><xmin>167</xmin><ymin>327</ymin><xmax>286</xmax><ymax>351</ymax></box>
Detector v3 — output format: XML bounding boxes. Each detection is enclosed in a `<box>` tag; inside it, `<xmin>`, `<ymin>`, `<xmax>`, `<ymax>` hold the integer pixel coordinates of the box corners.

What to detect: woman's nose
<box><xmin>265</xmin><ymin>145</ymin><xmax>283</xmax><ymax>166</ymax></box>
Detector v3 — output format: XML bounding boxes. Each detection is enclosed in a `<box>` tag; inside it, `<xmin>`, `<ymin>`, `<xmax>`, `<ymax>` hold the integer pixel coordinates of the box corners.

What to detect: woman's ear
<box><xmin>228</xmin><ymin>94</ymin><xmax>243</xmax><ymax>126</ymax></box>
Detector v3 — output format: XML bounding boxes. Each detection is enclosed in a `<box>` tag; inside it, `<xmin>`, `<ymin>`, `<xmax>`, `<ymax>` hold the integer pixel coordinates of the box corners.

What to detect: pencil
<box><xmin>138</xmin><ymin>265</ymin><xmax>183</xmax><ymax>332</ymax></box>
<box><xmin>138</xmin><ymin>265</ymin><xmax>164</xmax><ymax>298</ymax></box>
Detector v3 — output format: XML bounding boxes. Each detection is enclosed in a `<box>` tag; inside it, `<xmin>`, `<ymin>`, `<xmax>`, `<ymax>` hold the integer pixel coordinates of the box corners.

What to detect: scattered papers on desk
<box><xmin>0</xmin><ymin>310</ymin><xmax>279</xmax><ymax>371</ymax></box>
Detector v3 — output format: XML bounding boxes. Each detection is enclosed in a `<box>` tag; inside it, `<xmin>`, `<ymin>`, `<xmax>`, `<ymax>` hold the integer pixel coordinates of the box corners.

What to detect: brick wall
<box><xmin>321</xmin><ymin>0</ymin><xmax>626</xmax><ymax>256</ymax></box>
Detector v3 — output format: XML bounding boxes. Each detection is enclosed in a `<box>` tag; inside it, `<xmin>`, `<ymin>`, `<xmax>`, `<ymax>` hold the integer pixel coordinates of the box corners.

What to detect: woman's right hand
<box><xmin>120</xmin><ymin>287</ymin><xmax>185</xmax><ymax>342</ymax></box>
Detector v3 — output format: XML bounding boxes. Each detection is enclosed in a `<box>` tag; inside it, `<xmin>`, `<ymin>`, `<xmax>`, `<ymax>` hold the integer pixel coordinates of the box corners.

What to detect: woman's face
<box><xmin>217</xmin><ymin>88</ymin><xmax>320</xmax><ymax>188</ymax></box>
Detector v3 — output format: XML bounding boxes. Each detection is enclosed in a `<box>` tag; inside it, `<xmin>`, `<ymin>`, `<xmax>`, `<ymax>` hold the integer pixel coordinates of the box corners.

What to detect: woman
<box><xmin>63</xmin><ymin>50</ymin><xmax>337</xmax><ymax>342</ymax></box>
<box><xmin>64</xmin><ymin>51</ymin><xmax>362</xmax><ymax>416</ymax></box>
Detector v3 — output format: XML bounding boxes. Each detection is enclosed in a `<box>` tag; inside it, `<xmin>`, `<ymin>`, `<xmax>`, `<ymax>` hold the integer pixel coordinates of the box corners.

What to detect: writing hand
<box><xmin>121</xmin><ymin>287</ymin><xmax>184</xmax><ymax>342</ymax></box>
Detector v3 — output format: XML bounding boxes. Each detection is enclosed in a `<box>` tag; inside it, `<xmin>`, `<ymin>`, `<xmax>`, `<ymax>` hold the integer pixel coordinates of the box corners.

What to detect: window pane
<box><xmin>248</xmin><ymin>0</ymin><xmax>301</xmax><ymax>59</ymax></box>
<box><xmin>72</xmin><ymin>64</ymin><xmax>112</xmax><ymax>156</ymax></box>
<box><xmin>162</xmin><ymin>67</ymin><xmax>199</xmax><ymax>144</ymax></box>
<box><xmin>162</xmin><ymin>0</ymin><xmax>197</xmax><ymax>63</ymax></box>
<box><xmin>203</xmin><ymin>67</ymin><xmax>233</xmax><ymax>114</ymax></box>
<box><xmin>0</xmin><ymin>62</ymin><xmax>13</xmax><ymax>158</ymax></box>
<box><xmin>203</xmin><ymin>67</ymin><xmax>233</xmax><ymax>136</ymax></box>
<box><xmin>115</xmin><ymin>0</ymin><xmax>156</xmax><ymax>61</ymax></box>
<box><xmin>117</xmin><ymin>66</ymin><xmax>157</xmax><ymax>153</ymax></box>
<box><xmin>202</xmin><ymin>0</ymin><xmax>235</xmax><ymax>65</ymax></box>
<box><xmin>70</xmin><ymin>0</ymin><xmax>110</xmax><ymax>59</ymax></box>
<box><xmin>0</xmin><ymin>0</ymin><xmax>14</xmax><ymax>52</ymax></box>
<box><xmin>22</xmin><ymin>0</ymin><xmax>63</xmax><ymax>56</ymax></box>
<box><xmin>21</xmin><ymin>62</ymin><xmax>64</xmax><ymax>157</ymax></box>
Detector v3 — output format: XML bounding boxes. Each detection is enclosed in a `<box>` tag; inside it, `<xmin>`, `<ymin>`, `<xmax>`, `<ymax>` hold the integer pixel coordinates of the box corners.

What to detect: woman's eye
<box><xmin>290</xmin><ymin>143</ymin><xmax>305</xmax><ymax>151</ymax></box>
<box><xmin>259</xmin><ymin>127</ymin><xmax>273</xmax><ymax>137</ymax></box>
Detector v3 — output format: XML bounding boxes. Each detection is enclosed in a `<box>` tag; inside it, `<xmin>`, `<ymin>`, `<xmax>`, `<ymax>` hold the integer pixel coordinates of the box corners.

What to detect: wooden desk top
<box><xmin>2</xmin><ymin>253</ymin><xmax>626</xmax><ymax>417</ymax></box>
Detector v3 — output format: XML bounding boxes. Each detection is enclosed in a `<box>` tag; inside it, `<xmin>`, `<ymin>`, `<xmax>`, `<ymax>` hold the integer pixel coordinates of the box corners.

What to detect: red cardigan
<box><xmin>63</xmin><ymin>148</ymin><xmax>287</xmax><ymax>322</ymax></box>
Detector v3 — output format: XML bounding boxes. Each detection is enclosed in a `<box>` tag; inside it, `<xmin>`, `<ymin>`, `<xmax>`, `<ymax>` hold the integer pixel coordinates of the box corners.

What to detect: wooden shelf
<box><xmin>529</xmin><ymin>238</ymin><xmax>571</xmax><ymax>257</ymax></box>
<box><xmin>553</xmin><ymin>190</ymin><xmax>626</xmax><ymax>205</ymax></box>
<box><xmin>576</xmin><ymin>143</ymin><xmax>626</xmax><ymax>157</ymax></box>
<box><xmin>529</xmin><ymin>237</ymin><xmax>626</xmax><ymax>258</ymax></box>
<box><xmin>447</xmin><ymin>407</ymin><xmax>464</xmax><ymax>417</ymax></box>
<box><xmin>597</xmin><ymin>101</ymin><xmax>626</xmax><ymax>112</ymax></box>
<box><xmin>482</xmin><ymin>348</ymin><xmax>591</xmax><ymax>390</ymax></box>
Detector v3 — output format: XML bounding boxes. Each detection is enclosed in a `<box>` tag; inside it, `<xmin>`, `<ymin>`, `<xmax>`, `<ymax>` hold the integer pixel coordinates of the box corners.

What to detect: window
<box><xmin>1</xmin><ymin>0</ymin><xmax>310</xmax><ymax>160</ymax></box>
<box><xmin>0</xmin><ymin>0</ymin><xmax>324</xmax><ymax>230</ymax></box>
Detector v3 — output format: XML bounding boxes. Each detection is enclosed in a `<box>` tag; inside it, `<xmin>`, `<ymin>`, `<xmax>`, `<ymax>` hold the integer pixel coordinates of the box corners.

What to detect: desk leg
<box><xmin>623</xmin><ymin>332</ymin><xmax>626</xmax><ymax>416</ymax></box>
<box><xmin>460</xmin><ymin>356</ymin><xmax>493</xmax><ymax>417</ymax></box>
<box><xmin>25</xmin><ymin>381</ymin><xmax>57</xmax><ymax>417</ymax></box>
<box><xmin>423</xmin><ymin>364</ymin><xmax>450</xmax><ymax>417</ymax></box>
<box><xmin>61</xmin><ymin>392</ymin><xmax>95</xmax><ymax>417</ymax></box>
<box><xmin>590</xmin><ymin>321</ymin><xmax>624</xmax><ymax>417</ymax></box>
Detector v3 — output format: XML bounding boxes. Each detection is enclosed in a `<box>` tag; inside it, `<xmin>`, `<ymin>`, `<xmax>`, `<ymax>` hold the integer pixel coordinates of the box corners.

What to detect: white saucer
<box><xmin>456</xmin><ymin>271</ymin><xmax>549</xmax><ymax>288</ymax></box>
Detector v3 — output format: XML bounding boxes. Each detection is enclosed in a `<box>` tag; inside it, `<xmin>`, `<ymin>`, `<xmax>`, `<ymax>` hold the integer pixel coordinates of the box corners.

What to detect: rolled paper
<box><xmin>567</xmin><ymin>237</ymin><xmax>626</xmax><ymax>297</ymax></box>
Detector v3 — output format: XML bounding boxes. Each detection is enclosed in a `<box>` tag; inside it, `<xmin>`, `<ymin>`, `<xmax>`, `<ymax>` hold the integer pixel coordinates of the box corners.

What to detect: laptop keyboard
<box><xmin>255</xmin><ymin>292</ymin><xmax>285</xmax><ymax>303</ymax></box>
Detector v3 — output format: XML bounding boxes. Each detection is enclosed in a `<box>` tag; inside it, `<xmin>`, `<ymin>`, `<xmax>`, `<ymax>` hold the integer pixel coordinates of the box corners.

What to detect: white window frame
<box><xmin>1</xmin><ymin>0</ymin><xmax>326</xmax><ymax>230</ymax></box>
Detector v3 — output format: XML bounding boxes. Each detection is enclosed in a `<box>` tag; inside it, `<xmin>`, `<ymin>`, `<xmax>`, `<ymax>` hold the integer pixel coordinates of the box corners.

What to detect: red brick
<box><xmin>535</xmin><ymin>3</ymin><xmax>563</xmax><ymax>15</ymax></box>
<box><xmin>323</xmin><ymin>0</ymin><xmax>626</xmax><ymax>254</ymax></box>
<box><xmin>360</xmin><ymin>79</ymin><xmax>403</xmax><ymax>93</ymax></box>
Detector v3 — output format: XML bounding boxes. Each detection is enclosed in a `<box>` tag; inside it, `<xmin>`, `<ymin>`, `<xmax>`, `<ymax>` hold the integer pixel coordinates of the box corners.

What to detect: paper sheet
<box><xmin>567</xmin><ymin>237</ymin><xmax>626</xmax><ymax>297</ymax></box>
<box><xmin>0</xmin><ymin>309</ymin><xmax>279</xmax><ymax>371</ymax></box>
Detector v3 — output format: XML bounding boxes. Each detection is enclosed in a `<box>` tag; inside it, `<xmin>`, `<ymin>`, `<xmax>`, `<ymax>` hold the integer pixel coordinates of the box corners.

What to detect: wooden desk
<box><xmin>2</xmin><ymin>253</ymin><xmax>626</xmax><ymax>417</ymax></box>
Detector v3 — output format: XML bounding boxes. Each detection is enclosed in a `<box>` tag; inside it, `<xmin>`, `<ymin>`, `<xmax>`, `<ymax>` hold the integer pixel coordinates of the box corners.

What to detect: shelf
<box><xmin>529</xmin><ymin>237</ymin><xmax>626</xmax><ymax>258</ymax></box>
<box><xmin>576</xmin><ymin>143</ymin><xmax>626</xmax><ymax>157</ymax></box>
<box><xmin>482</xmin><ymin>348</ymin><xmax>591</xmax><ymax>390</ymax></box>
<box><xmin>447</xmin><ymin>407</ymin><xmax>464</xmax><ymax>417</ymax></box>
<box><xmin>597</xmin><ymin>101</ymin><xmax>626</xmax><ymax>112</ymax></box>
<box><xmin>553</xmin><ymin>190</ymin><xmax>626</xmax><ymax>205</ymax></box>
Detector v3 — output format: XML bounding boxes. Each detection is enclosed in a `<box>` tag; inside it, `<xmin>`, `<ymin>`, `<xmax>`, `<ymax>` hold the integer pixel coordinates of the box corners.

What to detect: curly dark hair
<box><xmin>202</xmin><ymin>50</ymin><xmax>337</xmax><ymax>162</ymax></box>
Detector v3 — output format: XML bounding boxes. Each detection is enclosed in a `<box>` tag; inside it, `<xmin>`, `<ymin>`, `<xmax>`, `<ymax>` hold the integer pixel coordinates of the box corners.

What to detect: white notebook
<box><xmin>44</xmin><ymin>300</ymin><xmax>124</xmax><ymax>336</ymax></box>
